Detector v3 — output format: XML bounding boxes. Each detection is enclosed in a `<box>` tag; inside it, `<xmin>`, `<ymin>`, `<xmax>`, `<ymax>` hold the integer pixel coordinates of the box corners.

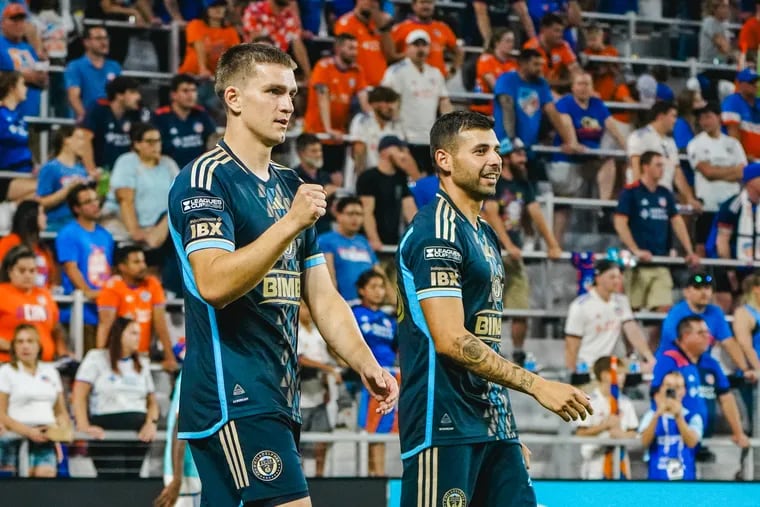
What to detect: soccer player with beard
<box><xmin>396</xmin><ymin>111</ymin><xmax>591</xmax><ymax>507</ymax></box>
<box><xmin>168</xmin><ymin>43</ymin><xmax>398</xmax><ymax>507</ymax></box>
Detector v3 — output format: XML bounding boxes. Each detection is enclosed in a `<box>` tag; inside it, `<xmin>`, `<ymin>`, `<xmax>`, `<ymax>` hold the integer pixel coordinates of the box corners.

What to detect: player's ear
<box><xmin>223</xmin><ymin>86</ymin><xmax>242</xmax><ymax>115</ymax></box>
<box><xmin>434</xmin><ymin>148</ymin><xmax>452</xmax><ymax>176</ymax></box>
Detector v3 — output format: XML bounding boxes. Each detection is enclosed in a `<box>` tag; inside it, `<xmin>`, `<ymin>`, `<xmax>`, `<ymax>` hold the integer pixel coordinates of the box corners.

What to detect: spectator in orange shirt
<box><xmin>523</xmin><ymin>12</ymin><xmax>579</xmax><ymax>89</ymax></box>
<box><xmin>472</xmin><ymin>28</ymin><xmax>518</xmax><ymax>115</ymax></box>
<box><xmin>0</xmin><ymin>246</ymin><xmax>66</xmax><ymax>363</ymax></box>
<box><xmin>0</xmin><ymin>201</ymin><xmax>56</xmax><ymax>289</ymax></box>
<box><xmin>739</xmin><ymin>0</ymin><xmax>760</xmax><ymax>69</ymax></box>
<box><xmin>95</xmin><ymin>245</ymin><xmax>177</xmax><ymax>372</ymax></box>
<box><xmin>391</xmin><ymin>0</ymin><xmax>462</xmax><ymax>79</ymax></box>
<box><xmin>334</xmin><ymin>0</ymin><xmax>395</xmax><ymax>86</ymax></box>
<box><xmin>304</xmin><ymin>33</ymin><xmax>370</xmax><ymax>174</ymax></box>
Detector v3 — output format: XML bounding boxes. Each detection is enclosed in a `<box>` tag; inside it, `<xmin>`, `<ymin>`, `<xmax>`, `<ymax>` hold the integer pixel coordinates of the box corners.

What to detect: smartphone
<box><xmin>665</xmin><ymin>388</ymin><xmax>676</xmax><ymax>399</ymax></box>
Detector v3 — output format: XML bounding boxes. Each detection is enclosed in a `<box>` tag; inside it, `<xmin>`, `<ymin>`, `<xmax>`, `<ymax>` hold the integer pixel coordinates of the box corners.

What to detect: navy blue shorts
<box><xmin>400</xmin><ymin>441</ymin><xmax>536</xmax><ymax>507</ymax></box>
<box><xmin>188</xmin><ymin>413</ymin><xmax>308</xmax><ymax>507</ymax></box>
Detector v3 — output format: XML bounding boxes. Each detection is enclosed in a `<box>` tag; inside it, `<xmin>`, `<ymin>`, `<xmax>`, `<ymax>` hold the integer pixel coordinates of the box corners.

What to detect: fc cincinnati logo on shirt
<box><xmin>251</xmin><ymin>450</ymin><xmax>283</xmax><ymax>481</ymax></box>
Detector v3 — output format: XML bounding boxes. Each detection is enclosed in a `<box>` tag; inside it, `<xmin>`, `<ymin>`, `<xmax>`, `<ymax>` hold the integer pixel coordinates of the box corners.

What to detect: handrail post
<box><xmin>169</xmin><ymin>21</ymin><xmax>181</xmax><ymax>74</ymax></box>
<box><xmin>688</xmin><ymin>57</ymin><xmax>699</xmax><ymax>79</ymax></box>
<box><xmin>613</xmin><ymin>445</ymin><xmax>621</xmax><ymax>479</ymax></box>
<box><xmin>624</xmin><ymin>11</ymin><xmax>635</xmax><ymax>59</ymax></box>
<box><xmin>72</xmin><ymin>290</ymin><xmax>86</xmax><ymax>360</ymax></box>
<box><xmin>358</xmin><ymin>431</ymin><xmax>369</xmax><ymax>477</ymax></box>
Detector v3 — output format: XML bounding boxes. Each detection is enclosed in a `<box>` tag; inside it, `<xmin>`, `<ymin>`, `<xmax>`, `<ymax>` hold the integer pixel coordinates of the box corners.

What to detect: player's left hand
<box><xmin>154</xmin><ymin>478</ymin><xmax>181</xmax><ymax>507</ymax></box>
<box><xmin>520</xmin><ymin>442</ymin><xmax>531</xmax><ymax>470</ymax></box>
<box><xmin>360</xmin><ymin>366</ymin><xmax>399</xmax><ymax>415</ymax></box>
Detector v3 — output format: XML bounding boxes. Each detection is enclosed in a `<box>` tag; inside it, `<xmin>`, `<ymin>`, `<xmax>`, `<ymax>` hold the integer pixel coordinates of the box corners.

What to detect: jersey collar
<box><xmin>436</xmin><ymin>190</ymin><xmax>481</xmax><ymax>231</ymax></box>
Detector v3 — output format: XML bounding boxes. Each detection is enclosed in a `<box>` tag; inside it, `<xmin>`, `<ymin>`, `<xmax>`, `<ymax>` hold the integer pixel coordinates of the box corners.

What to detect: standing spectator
<box><xmin>0</xmin><ymin>246</ymin><xmax>65</xmax><ymax>363</ymax></box>
<box><xmin>495</xmin><ymin>49</ymin><xmax>580</xmax><ymax>167</ymax></box>
<box><xmin>95</xmin><ymin>245</ymin><xmax>177</xmax><ymax>373</ymax></box>
<box><xmin>319</xmin><ymin>196</ymin><xmax>378</xmax><ymax>304</ymax></box>
<box><xmin>465</xmin><ymin>0</ymin><xmax>530</xmax><ymax>47</ymax></box>
<box><xmin>564</xmin><ymin>259</ymin><xmax>654</xmax><ymax>373</ymax></box>
<box><xmin>699</xmin><ymin>0</ymin><xmax>734</xmax><ymax>66</ymax></box>
<box><xmin>523</xmin><ymin>13</ymin><xmax>579</xmax><ymax>89</ymax></box>
<box><xmin>0</xmin><ymin>201</ymin><xmax>56</xmax><ymax>288</ymax></box>
<box><xmin>353</xmin><ymin>269</ymin><xmax>398</xmax><ymax>477</ymax></box>
<box><xmin>381</xmin><ymin>30</ymin><xmax>453</xmax><ymax>171</ymax></box>
<box><xmin>0</xmin><ymin>71</ymin><xmax>36</xmax><ymax>201</ymax></box>
<box><xmin>0</xmin><ymin>325</ymin><xmax>68</xmax><ymax>477</ymax></box>
<box><xmin>472</xmin><ymin>28</ymin><xmax>518</xmax><ymax>116</ymax></box>
<box><xmin>639</xmin><ymin>371</ymin><xmax>702</xmax><ymax>481</ymax></box>
<box><xmin>574</xmin><ymin>356</ymin><xmax>639</xmax><ymax>480</ymax></box>
<box><xmin>614</xmin><ymin>152</ymin><xmax>699</xmax><ymax>312</ymax></box>
<box><xmin>525</xmin><ymin>1</ymin><xmax>582</xmax><ymax>46</ymax></box>
<box><xmin>349</xmin><ymin>85</ymin><xmax>413</xmax><ymax>180</ymax></box>
<box><xmin>356</xmin><ymin>136</ymin><xmax>418</xmax><ymax>252</ymax></box>
<box><xmin>628</xmin><ymin>101</ymin><xmax>699</xmax><ymax>208</ymax></box>
<box><xmin>36</xmin><ymin>126</ymin><xmax>91</xmax><ymax>232</ymax></box>
<box><xmin>241</xmin><ymin>0</ymin><xmax>312</xmax><ymax>80</ymax></box>
<box><xmin>297</xmin><ymin>300</ymin><xmax>339</xmax><ymax>478</ymax></box>
<box><xmin>303</xmin><ymin>34</ymin><xmax>369</xmax><ymax>174</ymax></box>
<box><xmin>64</xmin><ymin>25</ymin><xmax>121</xmax><ymax>122</ymax></box>
<box><xmin>391</xmin><ymin>0</ymin><xmax>462</xmax><ymax>79</ymax></box>
<box><xmin>293</xmin><ymin>133</ymin><xmax>339</xmax><ymax>235</ymax></box>
<box><xmin>82</xmin><ymin>76</ymin><xmax>151</xmax><ymax>172</ymax></box>
<box><xmin>687</xmin><ymin>103</ymin><xmax>745</xmax><ymax>254</ymax></box>
<box><xmin>333</xmin><ymin>0</ymin><xmax>394</xmax><ymax>87</ymax></box>
<box><xmin>722</xmin><ymin>68</ymin><xmax>760</xmax><ymax>162</ymax></box>
<box><xmin>739</xmin><ymin>0</ymin><xmax>760</xmax><ymax>69</ymax></box>
<box><xmin>482</xmin><ymin>137</ymin><xmax>561</xmax><ymax>365</ymax></box>
<box><xmin>72</xmin><ymin>317</ymin><xmax>158</xmax><ymax>478</ymax></box>
<box><xmin>153</xmin><ymin>74</ymin><xmax>217</xmax><ymax>169</ymax></box>
<box><xmin>732</xmin><ymin>273</ymin><xmax>760</xmax><ymax>429</ymax></box>
<box><xmin>55</xmin><ymin>183</ymin><xmax>114</xmax><ymax>353</ymax></box>
<box><xmin>673</xmin><ymin>87</ymin><xmax>707</xmax><ymax>192</ymax></box>
<box><xmin>0</xmin><ymin>4</ymin><xmax>47</xmax><ymax>118</ymax></box>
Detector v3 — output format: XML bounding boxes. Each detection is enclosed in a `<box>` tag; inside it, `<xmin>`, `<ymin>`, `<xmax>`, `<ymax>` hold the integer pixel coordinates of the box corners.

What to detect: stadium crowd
<box><xmin>1</xmin><ymin>0</ymin><xmax>760</xmax><ymax>488</ymax></box>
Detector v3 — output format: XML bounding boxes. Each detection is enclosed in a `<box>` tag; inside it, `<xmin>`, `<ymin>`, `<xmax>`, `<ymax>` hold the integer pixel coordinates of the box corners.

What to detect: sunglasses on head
<box><xmin>691</xmin><ymin>274</ymin><xmax>713</xmax><ymax>286</ymax></box>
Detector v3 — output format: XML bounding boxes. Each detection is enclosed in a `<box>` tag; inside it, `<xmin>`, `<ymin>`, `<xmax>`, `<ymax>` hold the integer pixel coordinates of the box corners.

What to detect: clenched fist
<box><xmin>287</xmin><ymin>184</ymin><xmax>327</xmax><ymax>230</ymax></box>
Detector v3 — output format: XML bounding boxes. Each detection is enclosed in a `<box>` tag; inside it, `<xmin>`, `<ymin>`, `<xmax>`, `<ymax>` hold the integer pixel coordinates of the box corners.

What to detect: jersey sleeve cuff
<box><xmin>416</xmin><ymin>288</ymin><xmax>462</xmax><ymax>300</ymax></box>
<box><xmin>304</xmin><ymin>253</ymin><xmax>326</xmax><ymax>269</ymax></box>
<box><xmin>185</xmin><ymin>238</ymin><xmax>235</xmax><ymax>255</ymax></box>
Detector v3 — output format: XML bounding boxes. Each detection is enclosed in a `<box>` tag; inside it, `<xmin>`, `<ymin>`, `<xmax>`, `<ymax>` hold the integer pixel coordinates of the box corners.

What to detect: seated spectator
<box><xmin>319</xmin><ymin>196</ymin><xmax>378</xmax><ymax>304</ymax></box>
<box><xmin>96</xmin><ymin>245</ymin><xmax>177</xmax><ymax>372</ymax></box>
<box><xmin>104</xmin><ymin>123</ymin><xmax>178</xmax><ymax>253</ymax></box>
<box><xmin>722</xmin><ymin>68</ymin><xmax>760</xmax><ymax>162</ymax></box>
<box><xmin>673</xmin><ymin>86</ymin><xmax>707</xmax><ymax>191</ymax></box>
<box><xmin>0</xmin><ymin>71</ymin><xmax>36</xmax><ymax>203</ymax></box>
<box><xmin>356</xmin><ymin>136</ymin><xmax>418</xmax><ymax>252</ymax></box>
<box><xmin>0</xmin><ymin>4</ymin><xmax>47</xmax><ymax>118</ymax></box>
<box><xmin>153</xmin><ymin>74</ymin><xmax>217</xmax><ymax>169</ymax></box>
<box><xmin>0</xmin><ymin>324</ymin><xmax>68</xmax><ymax>477</ymax></box>
<box><xmin>526</xmin><ymin>0</ymin><xmax>582</xmax><ymax>50</ymax></box>
<box><xmin>651</xmin><ymin>66</ymin><xmax>675</xmax><ymax>103</ymax></box>
<box><xmin>297</xmin><ymin>300</ymin><xmax>339</xmax><ymax>478</ymax></box>
<box><xmin>575</xmin><ymin>356</ymin><xmax>638</xmax><ymax>480</ymax></box>
<box><xmin>732</xmin><ymin>273</ymin><xmax>760</xmax><ymax>430</ymax></box>
<box><xmin>177</xmin><ymin>0</ymin><xmax>240</xmax><ymax>123</ymax></box>
<box><xmin>0</xmin><ymin>246</ymin><xmax>66</xmax><ymax>362</ymax></box>
<box><xmin>72</xmin><ymin>317</ymin><xmax>158</xmax><ymax>478</ymax></box>
<box><xmin>82</xmin><ymin>76</ymin><xmax>151</xmax><ymax>172</ymax></box>
<box><xmin>523</xmin><ymin>12</ymin><xmax>579</xmax><ymax>90</ymax></box>
<box><xmin>0</xmin><ymin>201</ymin><xmax>56</xmax><ymax>288</ymax></box>
<box><xmin>333</xmin><ymin>0</ymin><xmax>394</xmax><ymax>87</ymax></box>
<box><xmin>471</xmin><ymin>28</ymin><xmax>518</xmax><ymax>116</ymax></box>
<box><xmin>294</xmin><ymin>133</ymin><xmax>339</xmax><ymax>234</ymax></box>
<box><xmin>56</xmin><ymin>184</ymin><xmax>114</xmax><ymax>353</ymax></box>
<box><xmin>614</xmin><ymin>152</ymin><xmax>699</xmax><ymax>313</ymax></box>
<box><xmin>64</xmin><ymin>25</ymin><xmax>121</xmax><ymax>122</ymax></box>
<box><xmin>36</xmin><ymin>126</ymin><xmax>91</xmax><ymax>231</ymax></box>
<box><xmin>739</xmin><ymin>0</ymin><xmax>760</xmax><ymax>69</ymax></box>
<box><xmin>640</xmin><ymin>371</ymin><xmax>702</xmax><ymax>481</ymax></box>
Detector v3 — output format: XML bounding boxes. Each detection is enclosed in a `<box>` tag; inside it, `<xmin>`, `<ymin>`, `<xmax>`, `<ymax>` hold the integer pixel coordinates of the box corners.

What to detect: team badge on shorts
<box><xmin>442</xmin><ymin>488</ymin><xmax>467</xmax><ymax>507</ymax></box>
<box><xmin>252</xmin><ymin>450</ymin><xmax>283</xmax><ymax>481</ymax></box>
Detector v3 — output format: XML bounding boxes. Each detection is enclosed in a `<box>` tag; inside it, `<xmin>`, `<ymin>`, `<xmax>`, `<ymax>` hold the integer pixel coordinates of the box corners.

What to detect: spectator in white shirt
<box><xmin>686</xmin><ymin>102</ymin><xmax>746</xmax><ymax>253</ymax></box>
<box><xmin>565</xmin><ymin>259</ymin><xmax>655</xmax><ymax>374</ymax></box>
<box><xmin>0</xmin><ymin>324</ymin><xmax>68</xmax><ymax>477</ymax></box>
<box><xmin>72</xmin><ymin>317</ymin><xmax>158</xmax><ymax>478</ymax></box>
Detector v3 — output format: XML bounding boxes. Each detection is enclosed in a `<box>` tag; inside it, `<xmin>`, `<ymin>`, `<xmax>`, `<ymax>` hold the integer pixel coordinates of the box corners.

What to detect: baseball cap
<box><xmin>405</xmin><ymin>29</ymin><xmax>430</xmax><ymax>45</ymax></box>
<box><xmin>499</xmin><ymin>137</ymin><xmax>526</xmax><ymax>156</ymax></box>
<box><xmin>207</xmin><ymin>0</ymin><xmax>228</xmax><ymax>6</ymax></box>
<box><xmin>2</xmin><ymin>4</ymin><xmax>26</xmax><ymax>19</ymax></box>
<box><xmin>743</xmin><ymin>162</ymin><xmax>760</xmax><ymax>184</ymax></box>
<box><xmin>737</xmin><ymin>68</ymin><xmax>759</xmax><ymax>83</ymax></box>
<box><xmin>687</xmin><ymin>272</ymin><xmax>713</xmax><ymax>288</ymax></box>
<box><xmin>594</xmin><ymin>259</ymin><xmax>619</xmax><ymax>277</ymax></box>
<box><xmin>378</xmin><ymin>135</ymin><xmax>406</xmax><ymax>152</ymax></box>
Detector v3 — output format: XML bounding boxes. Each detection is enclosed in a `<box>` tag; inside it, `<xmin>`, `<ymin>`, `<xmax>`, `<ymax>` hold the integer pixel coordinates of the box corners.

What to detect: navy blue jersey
<box><xmin>153</xmin><ymin>105</ymin><xmax>217</xmax><ymax>168</ymax></box>
<box><xmin>82</xmin><ymin>99</ymin><xmax>152</xmax><ymax>170</ymax></box>
<box><xmin>615</xmin><ymin>181</ymin><xmax>678</xmax><ymax>256</ymax></box>
<box><xmin>396</xmin><ymin>191</ymin><xmax>517</xmax><ymax>460</ymax></box>
<box><xmin>168</xmin><ymin>141</ymin><xmax>325</xmax><ymax>439</ymax></box>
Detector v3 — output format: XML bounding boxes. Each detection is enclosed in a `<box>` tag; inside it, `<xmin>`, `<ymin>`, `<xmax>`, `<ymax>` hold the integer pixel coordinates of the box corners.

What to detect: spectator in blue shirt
<box><xmin>64</xmin><ymin>25</ymin><xmax>121</xmax><ymax>122</ymax></box>
<box><xmin>494</xmin><ymin>48</ymin><xmax>580</xmax><ymax>163</ymax></box>
<box><xmin>525</xmin><ymin>1</ymin><xmax>581</xmax><ymax>50</ymax></box>
<box><xmin>0</xmin><ymin>4</ymin><xmax>47</xmax><ymax>118</ymax></box>
<box><xmin>673</xmin><ymin>88</ymin><xmax>705</xmax><ymax>189</ymax></box>
<box><xmin>55</xmin><ymin>183</ymin><xmax>114</xmax><ymax>352</ymax></box>
<box><xmin>614</xmin><ymin>151</ymin><xmax>699</xmax><ymax>312</ymax></box>
<box><xmin>153</xmin><ymin>74</ymin><xmax>217</xmax><ymax>169</ymax></box>
<box><xmin>658</xmin><ymin>272</ymin><xmax>753</xmax><ymax>378</ymax></box>
<box><xmin>639</xmin><ymin>370</ymin><xmax>702</xmax><ymax>481</ymax></box>
<box><xmin>319</xmin><ymin>196</ymin><xmax>379</xmax><ymax>304</ymax></box>
<box><xmin>409</xmin><ymin>172</ymin><xmax>438</xmax><ymax>209</ymax></box>
<box><xmin>0</xmin><ymin>71</ymin><xmax>35</xmax><ymax>203</ymax></box>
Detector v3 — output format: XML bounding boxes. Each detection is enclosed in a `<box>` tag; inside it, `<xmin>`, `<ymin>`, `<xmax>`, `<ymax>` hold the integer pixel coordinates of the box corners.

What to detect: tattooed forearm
<box><xmin>498</xmin><ymin>95</ymin><xmax>516</xmax><ymax>139</ymax></box>
<box><xmin>452</xmin><ymin>334</ymin><xmax>536</xmax><ymax>394</ymax></box>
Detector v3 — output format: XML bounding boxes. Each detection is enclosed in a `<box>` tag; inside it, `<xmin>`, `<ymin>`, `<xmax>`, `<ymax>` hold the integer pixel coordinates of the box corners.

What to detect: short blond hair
<box><xmin>214</xmin><ymin>43</ymin><xmax>297</xmax><ymax>103</ymax></box>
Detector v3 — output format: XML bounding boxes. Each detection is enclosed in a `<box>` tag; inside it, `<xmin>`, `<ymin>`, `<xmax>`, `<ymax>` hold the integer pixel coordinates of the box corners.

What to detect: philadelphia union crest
<box><xmin>252</xmin><ymin>450</ymin><xmax>283</xmax><ymax>481</ymax></box>
<box><xmin>442</xmin><ymin>488</ymin><xmax>467</xmax><ymax>507</ymax></box>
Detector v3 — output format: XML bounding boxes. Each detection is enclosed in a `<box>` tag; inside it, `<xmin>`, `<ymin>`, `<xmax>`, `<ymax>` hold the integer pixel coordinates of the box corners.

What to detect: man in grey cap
<box><xmin>482</xmin><ymin>136</ymin><xmax>562</xmax><ymax>366</ymax></box>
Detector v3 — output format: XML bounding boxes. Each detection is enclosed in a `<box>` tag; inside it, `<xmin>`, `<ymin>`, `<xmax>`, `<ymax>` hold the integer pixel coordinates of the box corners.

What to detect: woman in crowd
<box><xmin>0</xmin><ymin>71</ymin><xmax>37</xmax><ymax>203</ymax></box>
<box><xmin>673</xmin><ymin>86</ymin><xmax>707</xmax><ymax>190</ymax></box>
<box><xmin>0</xmin><ymin>324</ymin><xmax>69</xmax><ymax>477</ymax></box>
<box><xmin>472</xmin><ymin>28</ymin><xmax>518</xmax><ymax>116</ymax></box>
<box><xmin>0</xmin><ymin>245</ymin><xmax>65</xmax><ymax>363</ymax></box>
<box><xmin>0</xmin><ymin>200</ymin><xmax>57</xmax><ymax>288</ymax></box>
<box><xmin>72</xmin><ymin>317</ymin><xmax>158</xmax><ymax>478</ymax></box>
<box><xmin>731</xmin><ymin>273</ymin><xmax>760</xmax><ymax>430</ymax></box>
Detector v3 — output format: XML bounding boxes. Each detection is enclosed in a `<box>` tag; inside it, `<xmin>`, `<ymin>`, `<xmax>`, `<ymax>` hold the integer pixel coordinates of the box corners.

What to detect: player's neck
<box><xmin>441</xmin><ymin>181</ymin><xmax>481</xmax><ymax>226</ymax></box>
<box><xmin>640</xmin><ymin>175</ymin><xmax>657</xmax><ymax>192</ymax></box>
<box><xmin>86</xmin><ymin>51</ymin><xmax>105</xmax><ymax>66</ymax></box>
<box><xmin>223</xmin><ymin>130</ymin><xmax>273</xmax><ymax>178</ymax></box>
<box><xmin>686</xmin><ymin>301</ymin><xmax>706</xmax><ymax>314</ymax></box>
<box><xmin>649</xmin><ymin>121</ymin><xmax>667</xmax><ymax>137</ymax></box>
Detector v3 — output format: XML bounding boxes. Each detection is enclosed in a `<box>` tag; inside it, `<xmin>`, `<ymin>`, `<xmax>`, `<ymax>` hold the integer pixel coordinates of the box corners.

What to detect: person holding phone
<box><xmin>639</xmin><ymin>371</ymin><xmax>702</xmax><ymax>480</ymax></box>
